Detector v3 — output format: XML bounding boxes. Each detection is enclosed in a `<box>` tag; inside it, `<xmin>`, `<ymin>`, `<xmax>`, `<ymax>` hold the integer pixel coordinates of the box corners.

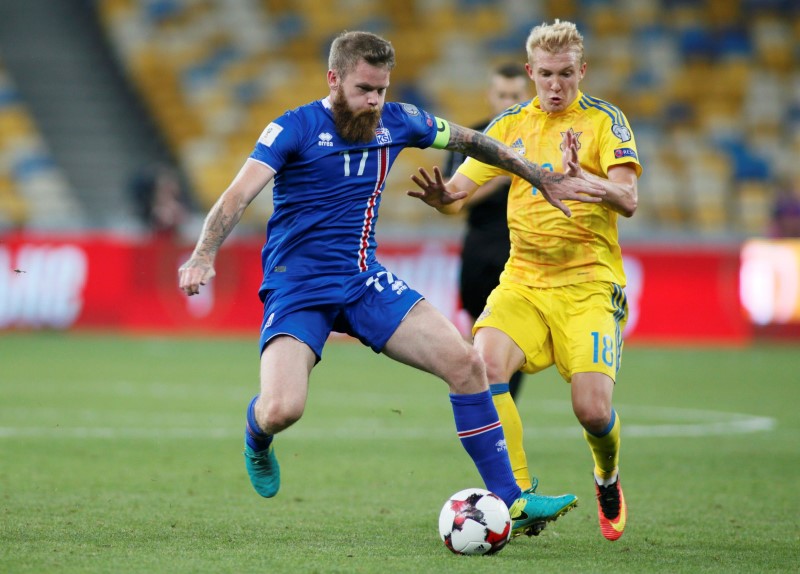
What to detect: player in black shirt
<box><xmin>444</xmin><ymin>63</ymin><xmax>530</xmax><ymax>399</ymax></box>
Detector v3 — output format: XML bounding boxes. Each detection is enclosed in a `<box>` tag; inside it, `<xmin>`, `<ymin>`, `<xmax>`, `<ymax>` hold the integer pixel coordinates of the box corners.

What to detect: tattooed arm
<box><xmin>410</xmin><ymin>121</ymin><xmax>605</xmax><ymax>217</ymax></box>
<box><xmin>445</xmin><ymin>123</ymin><xmax>556</xmax><ymax>189</ymax></box>
<box><xmin>179</xmin><ymin>159</ymin><xmax>274</xmax><ymax>296</ymax></box>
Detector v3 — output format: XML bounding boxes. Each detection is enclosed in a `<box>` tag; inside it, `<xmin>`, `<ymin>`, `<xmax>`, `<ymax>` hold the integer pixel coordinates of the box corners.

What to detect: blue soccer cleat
<box><xmin>508</xmin><ymin>480</ymin><xmax>578</xmax><ymax>537</ymax></box>
<box><xmin>244</xmin><ymin>443</ymin><xmax>281</xmax><ymax>498</ymax></box>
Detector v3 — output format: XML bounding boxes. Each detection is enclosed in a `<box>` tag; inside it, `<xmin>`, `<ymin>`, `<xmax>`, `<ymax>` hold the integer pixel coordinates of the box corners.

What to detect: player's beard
<box><xmin>332</xmin><ymin>90</ymin><xmax>381</xmax><ymax>144</ymax></box>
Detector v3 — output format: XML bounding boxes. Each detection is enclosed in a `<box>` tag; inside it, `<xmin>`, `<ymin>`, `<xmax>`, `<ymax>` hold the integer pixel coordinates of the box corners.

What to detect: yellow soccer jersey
<box><xmin>458</xmin><ymin>90</ymin><xmax>642</xmax><ymax>288</ymax></box>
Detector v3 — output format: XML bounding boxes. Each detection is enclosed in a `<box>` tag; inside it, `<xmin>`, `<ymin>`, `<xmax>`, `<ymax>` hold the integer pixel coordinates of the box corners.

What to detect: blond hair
<box><xmin>526</xmin><ymin>19</ymin><xmax>585</xmax><ymax>65</ymax></box>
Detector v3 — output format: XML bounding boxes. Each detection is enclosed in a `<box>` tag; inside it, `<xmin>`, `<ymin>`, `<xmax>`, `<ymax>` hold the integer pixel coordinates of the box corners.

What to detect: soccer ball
<box><xmin>438</xmin><ymin>488</ymin><xmax>512</xmax><ymax>555</ymax></box>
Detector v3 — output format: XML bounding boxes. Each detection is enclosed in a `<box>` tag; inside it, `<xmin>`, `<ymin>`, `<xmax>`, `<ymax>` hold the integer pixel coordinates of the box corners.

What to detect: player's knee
<box><xmin>481</xmin><ymin>353</ymin><xmax>509</xmax><ymax>386</ymax></box>
<box><xmin>258</xmin><ymin>399</ymin><xmax>303</xmax><ymax>434</ymax></box>
<box><xmin>574</xmin><ymin>403</ymin><xmax>611</xmax><ymax>434</ymax></box>
<box><xmin>446</xmin><ymin>345</ymin><xmax>487</xmax><ymax>394</ymax></box>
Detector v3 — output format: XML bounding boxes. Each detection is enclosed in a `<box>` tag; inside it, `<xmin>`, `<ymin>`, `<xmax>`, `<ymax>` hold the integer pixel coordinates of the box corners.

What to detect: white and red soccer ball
<box><xmin>438</xmin><ymin>488</ymin><xmax>512</xmax><ymax>555</ymax></box>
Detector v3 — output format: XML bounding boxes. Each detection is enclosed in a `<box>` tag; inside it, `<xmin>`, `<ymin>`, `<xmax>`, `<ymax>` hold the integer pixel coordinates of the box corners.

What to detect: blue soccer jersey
<box><xmin>250</xmin><ymin>97</ymin><xmax>441</xmax><ymax>296</ymax></box>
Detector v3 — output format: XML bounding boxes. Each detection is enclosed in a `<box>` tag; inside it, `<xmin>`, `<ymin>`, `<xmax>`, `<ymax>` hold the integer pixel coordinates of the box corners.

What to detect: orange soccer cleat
<box><xmin>595</xmin><ymin>475</ymin><xmax>627</xmax><ymax>541</ymax></box>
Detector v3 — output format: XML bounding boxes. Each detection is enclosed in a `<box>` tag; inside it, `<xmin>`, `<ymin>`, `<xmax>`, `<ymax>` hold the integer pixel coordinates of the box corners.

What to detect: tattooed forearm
<box><xmin>446</xmin><ymin>124</ymin><xmax>565</xmax><ymax>189</ymax></box>
<box><xmin>192</xmin><ymin>195</ymin><xmax>243</xmax><ymax>260</ymax></box>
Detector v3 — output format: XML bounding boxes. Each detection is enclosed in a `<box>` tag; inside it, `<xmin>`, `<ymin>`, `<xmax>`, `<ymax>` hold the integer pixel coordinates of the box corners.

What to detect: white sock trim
<box><xmin>594</xmin><ymin>469</ymin><xmax>619</xmax><ymax>487</ymax></box>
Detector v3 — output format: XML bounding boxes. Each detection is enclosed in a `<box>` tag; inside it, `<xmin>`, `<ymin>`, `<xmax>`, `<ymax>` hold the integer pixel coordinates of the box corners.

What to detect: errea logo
<box><xmin>318</xmin><ymin>132</ymin><xmax>333</xmax><ymax>146</ymax></box>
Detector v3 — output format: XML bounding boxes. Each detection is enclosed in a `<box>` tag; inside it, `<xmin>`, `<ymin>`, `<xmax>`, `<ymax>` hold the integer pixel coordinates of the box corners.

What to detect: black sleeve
<box><xmin>444</xmin><ymin>149</ymin><xmax>467</xmax><ymax>178</ymax></box>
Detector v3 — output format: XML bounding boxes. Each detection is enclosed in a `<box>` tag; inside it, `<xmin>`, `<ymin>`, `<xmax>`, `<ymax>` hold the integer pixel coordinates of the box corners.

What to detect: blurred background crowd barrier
<box><xmin>0</xmin><ymin>233</ymin><xmax>765</xmax><ymax>343</ymax></box>
<box><xmin>0</xmin><ymin>0</ymin><xmax>798</xmax><ymax>340</ymax></box>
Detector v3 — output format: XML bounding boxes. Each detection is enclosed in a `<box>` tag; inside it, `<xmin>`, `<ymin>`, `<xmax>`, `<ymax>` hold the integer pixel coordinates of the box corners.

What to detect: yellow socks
<box><xmin>584</xmin><ymin>409</ymin><xmax>621</xmax><ymax>481</ymax></box>
<box><xmin>490</xmin><ymin>387</ymin><xmax>622</xmax><ymax>489</ymax></box>
<box><xmin>490</xmin><ymin>384</ymin><xmax>532</xmax><ymax>491</ymax></box>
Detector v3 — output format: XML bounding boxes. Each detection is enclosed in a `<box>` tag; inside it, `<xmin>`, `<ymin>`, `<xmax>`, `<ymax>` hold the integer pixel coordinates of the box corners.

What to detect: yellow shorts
<box><xmin>473</xmin><ymin>281</ymin><xmax>628</xmax><ymax>382</ymax></box>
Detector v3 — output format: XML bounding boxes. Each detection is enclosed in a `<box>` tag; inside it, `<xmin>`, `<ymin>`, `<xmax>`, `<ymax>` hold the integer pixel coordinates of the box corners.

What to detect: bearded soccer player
<box><xmin>409</xmin><ymin>20</ymin><xmax>641</xmax><ymax>541</ymax></box>
<box><xmin>179</xmin><ymin>31</ymin><xmax>606</xmax><ymax>537</ymax></box>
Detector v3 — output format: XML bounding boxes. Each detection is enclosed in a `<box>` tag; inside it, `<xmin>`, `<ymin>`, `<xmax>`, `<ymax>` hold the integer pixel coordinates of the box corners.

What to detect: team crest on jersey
<box><xmin>258</xmin><ymin>122</ymin><xmax>283</xmax><ymax>147</ymax></box>
<box><xmin>318</xmin><ymin>132</ymin><xmax>334</xmax><ymax>147</ymax></box>
<box><xmin>611</xmin><ymin>123</ymin><xmax>631</xmax><ymax>143</ymax></box>
<box><xmin>511</xmin><ymin>138</ymin><xmax>526</xmax><ymax>155</ymax></box>
<box><xmin>375</xmin><ymin>127</ymin><xmax>392</xmax><ymax>145</ymax></box>
<box><xmin>559</xmin><ymin>127</ymin><xmax>582</xmax><ymax>151</ymax></box>
<box><xmin>401</xmin><ymin>103</ymin><xmax>420</xmax><ymax>116</ymax></box>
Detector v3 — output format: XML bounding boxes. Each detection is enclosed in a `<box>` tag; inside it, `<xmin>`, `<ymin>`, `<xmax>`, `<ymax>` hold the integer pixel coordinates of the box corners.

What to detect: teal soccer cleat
<box><xmin>508</xmin><ymin>481</ymin><xmax>578</xmax><ymax>537</ymax></box>
<box><xmin>244</xmin><ymin>444</ymin><xmax>281</xmax><ymax>498</ymax></box>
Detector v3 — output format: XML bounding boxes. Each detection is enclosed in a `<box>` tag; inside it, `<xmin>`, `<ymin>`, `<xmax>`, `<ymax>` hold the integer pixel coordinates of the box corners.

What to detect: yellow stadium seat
<box><xmin>93</xmin><ymin>0</ymin><xmax>799</xmax><ymax>235</ymax></box>
<box><xmin>0</xmin><ymin>108</ymin><xmax>36</xmax><ymax>140</ymax></box>
<box><xmin>0</xmin><ymin>174</ymin><xmax>28</xmax><ymax>226</ymax></box>
<box><xmin>737</xmin><ymin>180</ymin><xmax>773</xmax><ymax>235</ymax></box>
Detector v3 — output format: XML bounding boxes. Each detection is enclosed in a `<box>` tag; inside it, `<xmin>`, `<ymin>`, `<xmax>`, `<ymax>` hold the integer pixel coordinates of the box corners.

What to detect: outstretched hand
<box><xmin>407</xmin><ymin>166</ymin><xmax>468</xmax><ymax>209</ymax></box>
<box><xmin>532</xmin><ymin>129</ymin><xmax>604</xmax><ymax>217</ymax></box>
<box><xmin>536</xmin><ymin>171</ymin><xmax>605</xmax><ymax>217</ymax></box>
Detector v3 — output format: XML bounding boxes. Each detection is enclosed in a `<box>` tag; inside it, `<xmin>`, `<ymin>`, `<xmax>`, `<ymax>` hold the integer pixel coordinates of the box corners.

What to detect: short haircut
<box><xmin>525</xmin><ymin>19</ymin><xmax>585</xmax><ymax>65</ymax></box>
<box><xmin>328</xmin><ymin>31</ymin><xmax>396</xmax><ymax>78</ymax></box>
<box><xmin>493</xmin><ymin>62</ymin><xmax>527</xmax><ymax>79</ymax></box>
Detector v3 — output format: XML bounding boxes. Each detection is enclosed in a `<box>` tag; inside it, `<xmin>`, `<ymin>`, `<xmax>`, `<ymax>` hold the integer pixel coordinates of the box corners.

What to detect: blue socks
<box><xmin>245</xmin><ymin>395</ymin><xmax>273</xmax><ymax>452</ymax></box>
<box><xmin>247</xmin><ymin>391</ymin><xmax>523</xmax><ymax>506</ymax></box>
<box><xmin>450</xmin><ymin>390</ymin><xmax>521</xmax><ymax>507</ymax></box>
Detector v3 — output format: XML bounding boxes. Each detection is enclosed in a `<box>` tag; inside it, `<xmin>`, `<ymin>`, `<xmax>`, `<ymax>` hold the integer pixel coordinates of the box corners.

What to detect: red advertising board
<box><xmin>0</xmin><ymin>233</ymin><xmax>761</xmax><ymax>344</ymax></box>
<box><xmin>0</xmin><ymin>233</ymin><xmax>263</xmax><ymax>333</ymax></box>
<box><xmin>621</xmin><ymin>246</ymin><xmax>750</xmax><ymax>344</ymax></box>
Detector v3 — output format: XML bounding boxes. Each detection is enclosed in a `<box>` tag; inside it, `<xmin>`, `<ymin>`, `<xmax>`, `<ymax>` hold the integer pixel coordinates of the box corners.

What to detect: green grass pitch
<box><xmin>1</xmin><ymin>332</ymin><xmax>798</xmax><ymax>573</ymax></box>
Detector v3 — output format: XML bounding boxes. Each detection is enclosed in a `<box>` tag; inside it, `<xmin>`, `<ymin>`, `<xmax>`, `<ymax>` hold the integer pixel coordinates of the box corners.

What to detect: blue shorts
<box><xmin>258</xmin><ymin>266</ymin><xmax>424</xmax><ymax>360</ymax></box>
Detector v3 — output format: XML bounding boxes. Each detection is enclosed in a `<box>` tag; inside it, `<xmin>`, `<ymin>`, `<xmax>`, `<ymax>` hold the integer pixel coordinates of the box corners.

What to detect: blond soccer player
<box><xmin>409</xmin><ymin>20</ymin><xmax>641</xmax><ymax>541</ymax></box>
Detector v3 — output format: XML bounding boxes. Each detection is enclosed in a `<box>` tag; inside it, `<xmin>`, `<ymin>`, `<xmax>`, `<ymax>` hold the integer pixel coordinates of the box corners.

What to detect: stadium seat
<box><xmin>0</xmin><ymin>60</ymin><xmax>83</xmax><ymax>228</ymax></box>
<box><xmin>737</xmin><ymin>180</ymin><xmax>773</xmax><ymax>234</ymax></box>
<box><xmin>91</xmin><ymin>0</ymin><xmax>797</xmax><ymax>236</ymax></box>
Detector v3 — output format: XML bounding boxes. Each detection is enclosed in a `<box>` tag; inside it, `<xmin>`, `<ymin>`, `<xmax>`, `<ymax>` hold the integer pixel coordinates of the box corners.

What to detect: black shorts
<box><xmin>459</xmin><ymin>238</ymin><xmax>509</xmax><ymax>318</ymax></box>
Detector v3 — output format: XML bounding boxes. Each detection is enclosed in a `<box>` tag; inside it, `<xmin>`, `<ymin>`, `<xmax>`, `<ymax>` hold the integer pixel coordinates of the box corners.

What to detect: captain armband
<box><xmin>431</xmin><ymin>117</ymin><xmax>451</xmax><ymax>149</ymax></box>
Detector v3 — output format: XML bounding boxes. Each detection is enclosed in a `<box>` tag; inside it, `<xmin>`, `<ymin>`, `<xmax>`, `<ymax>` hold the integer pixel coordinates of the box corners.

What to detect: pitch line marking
<box><xmin>0</xmin><ymin>403</ymin><xmax>776</xmax><ymax>440</ymax></box>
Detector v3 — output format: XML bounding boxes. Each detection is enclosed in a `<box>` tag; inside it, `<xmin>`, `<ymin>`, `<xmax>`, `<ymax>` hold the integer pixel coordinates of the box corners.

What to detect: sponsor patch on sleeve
<box><xmin>401</xmin><ymin>103</ymin><xmax>420</xmax><ymax>116</ymax></box>
<box><xmin>614</xmin><ymin>147</ymin><xmax>638</xmax><ymax>160</ymax></box>
<box><xmin>258</xmin><ymin>122</ymin><xmax>283</xmax><ymax>147</ymax></box>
